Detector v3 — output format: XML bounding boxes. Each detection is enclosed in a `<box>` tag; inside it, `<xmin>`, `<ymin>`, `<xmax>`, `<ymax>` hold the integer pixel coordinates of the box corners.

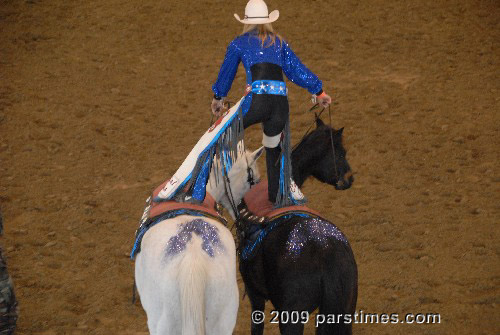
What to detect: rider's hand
<box><xmin>211</xmin><ymin>98</ymin><xmax>224</xmax><ymax>116</ymax></box>
<box><xmin>315</xmin><ymin>92</ymin><xmax>332</xmax><ymax>108</ymax></box>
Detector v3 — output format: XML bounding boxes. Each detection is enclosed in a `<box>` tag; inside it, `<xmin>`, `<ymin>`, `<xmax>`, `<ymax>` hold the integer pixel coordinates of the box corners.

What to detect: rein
<box><xmin>292</xmin><ymin>103</ymin><xmax>340</xmax><ymax>183</ymax></box>
<box><xmin>327</xmin><ymin>105</ymin><xmax>340</xmax><ymax>182</ymax></box>
<box><xmin>221</xmin><ymin>169</ymin><xmax>240</xmax><ymax>221</ymax></box>
<box><xmin>291</xmin><ymin>103</ymin><xmax>324</xmax><ymax>152</ymax></box>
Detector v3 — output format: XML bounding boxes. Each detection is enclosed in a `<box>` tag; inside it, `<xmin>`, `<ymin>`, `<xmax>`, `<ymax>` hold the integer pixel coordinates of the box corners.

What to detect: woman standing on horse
<box><xmin>157</xmin><ymin>0</ymin><xmax>331</xmax><ymax>208</ymax></box>
<box><xmin>211</xmin><ymin>0</ymin><xmax>331</xmax><ymax>205</ymax></box>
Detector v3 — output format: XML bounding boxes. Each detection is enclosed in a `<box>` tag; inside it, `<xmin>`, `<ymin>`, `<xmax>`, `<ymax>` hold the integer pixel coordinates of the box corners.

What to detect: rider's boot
<box><xmin>265</xmin><ymin>146</ymin><xmax>281</xmax><ymax>203</ymax></box>
<box><xmin>263</xmin><ymin>133</ymin><xmax>305</xmax><ymax>206</ymax></box>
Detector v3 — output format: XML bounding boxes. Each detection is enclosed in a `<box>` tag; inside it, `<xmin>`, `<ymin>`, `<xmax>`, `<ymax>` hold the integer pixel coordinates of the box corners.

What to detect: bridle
<box><xmin>246</xmin><ymin>162</ymin><xmax>256</xmax><ymax>187</ymax></box>
<box><xmin>218</xmin><ymin>145</ymin><xmax>257</xmax><ymax>225</ymax></box>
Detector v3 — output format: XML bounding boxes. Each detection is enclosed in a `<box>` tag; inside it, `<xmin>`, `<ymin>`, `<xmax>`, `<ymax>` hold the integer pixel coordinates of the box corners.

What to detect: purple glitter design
<box><xmin>286</xmin><ymin>218</ymin><xmax>348</xmax><ymax>258</ymax></box>
<box><xmin>165</xmin><ymin>219</ymin><xmax>224</xmax><ymax>259</ymax></box>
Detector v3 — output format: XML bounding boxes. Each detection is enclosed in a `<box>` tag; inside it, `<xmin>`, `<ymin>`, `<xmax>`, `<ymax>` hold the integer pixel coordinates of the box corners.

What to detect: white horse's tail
<box><xmin>178</xmin><ymin>237</ymin><xmax>207</xmax><ymax>335</ymax></box>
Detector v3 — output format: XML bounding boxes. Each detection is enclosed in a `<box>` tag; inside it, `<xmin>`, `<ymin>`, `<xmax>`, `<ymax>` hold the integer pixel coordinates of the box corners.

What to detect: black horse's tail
<box><xmin>317</xmin><ymin>245</ymin><xmax>358</xmax><ymax>335</ymax></box>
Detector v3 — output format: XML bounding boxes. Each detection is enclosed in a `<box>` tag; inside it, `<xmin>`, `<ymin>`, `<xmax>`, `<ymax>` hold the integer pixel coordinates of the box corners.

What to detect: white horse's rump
<box><xmin>135</xmin><ymin>215</ymin><xmax>238</xmax><ymax>335</ymax></box>
<box><xmin>135</xmin><ymin>148</ymin><xmax>264</xmax><ymax>335</ymax></box>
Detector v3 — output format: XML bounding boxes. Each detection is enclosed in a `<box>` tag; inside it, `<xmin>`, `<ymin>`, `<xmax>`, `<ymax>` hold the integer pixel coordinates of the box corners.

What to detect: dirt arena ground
<box><xmin>0</xmin><ymin>0</ymin><xmax>498</xmax><ymax>334</ymax></box>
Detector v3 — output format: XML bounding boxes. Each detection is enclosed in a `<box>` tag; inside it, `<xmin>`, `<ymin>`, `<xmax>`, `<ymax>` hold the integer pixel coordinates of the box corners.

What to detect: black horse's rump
<box><xmin>239</xmin><ymin>214</ymin><xmax>357</xmax><ymax>335</ymax></box>
<box><xmin>237</xmin><ymin>206</ymin><xmax>350</xmax><ymax>262</ymax></box>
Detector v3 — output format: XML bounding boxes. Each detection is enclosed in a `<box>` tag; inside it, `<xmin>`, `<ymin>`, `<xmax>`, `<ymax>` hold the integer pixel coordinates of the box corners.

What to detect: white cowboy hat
<box><xmin>234</xmin><ymin>0</ymin><xmax>279</xmax><ymax>25</ymax></box>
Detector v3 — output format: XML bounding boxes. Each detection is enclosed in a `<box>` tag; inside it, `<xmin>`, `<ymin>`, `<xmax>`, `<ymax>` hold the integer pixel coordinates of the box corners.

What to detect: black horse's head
<box><xmin>292</xmin><ymin>118</ymin><xmax>354</xmax><ymax>190</ymax></box>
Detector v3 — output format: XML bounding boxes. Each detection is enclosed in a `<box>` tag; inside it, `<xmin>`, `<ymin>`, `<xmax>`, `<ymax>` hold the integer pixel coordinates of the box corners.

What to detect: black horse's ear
<box><xmin>336</xmin><ymin>127</ymin><xmax>344</xmax><ymax>136</ymax></box>
<box><xmin>316</xmin><ymin>117</ymin><xmax>325</xmax><ymax>128</ymax></box>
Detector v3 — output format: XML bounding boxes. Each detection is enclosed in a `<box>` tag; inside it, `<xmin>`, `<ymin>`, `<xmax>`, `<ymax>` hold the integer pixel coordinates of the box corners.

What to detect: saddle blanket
<box><xmin>238</xmin><ymin>180</ymin><xmax>325</xmax><ymax>260</ymax></box>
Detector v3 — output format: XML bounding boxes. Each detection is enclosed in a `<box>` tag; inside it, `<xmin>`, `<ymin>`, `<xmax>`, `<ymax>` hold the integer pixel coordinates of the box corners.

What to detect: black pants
<box><xmin>242</xmin><ymin>62</ymin><xmax>289</xmax><ymax>203</ymax></box>
<box><xmin>243</xmin><ymin>93</ymin><xmax>289</xmax><ymax>203</ymax></box>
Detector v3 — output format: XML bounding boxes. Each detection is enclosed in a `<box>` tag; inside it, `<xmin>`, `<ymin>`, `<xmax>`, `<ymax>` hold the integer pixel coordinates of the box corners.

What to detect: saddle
<box><xmin>149</xmin><ymin>180</ymin><xmax>221</xmax><ymax>219</ymax></box>
<box><xmin>239</xmin><ymin>180</ymin><xmax>321</xmax><ymax>220</ymax></box>
<box><xmin>130</xmin><ymin>179</ymin><xmax>225</xmax><ymax>259</ymax></box>
<box><xmin>236</xmin><ymin>181</ymin><xmax>322</xmax><ymax>260</ymax></box>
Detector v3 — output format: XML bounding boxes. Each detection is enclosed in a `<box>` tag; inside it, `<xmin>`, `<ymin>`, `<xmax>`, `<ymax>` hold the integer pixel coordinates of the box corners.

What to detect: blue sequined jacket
<box><xmin>212</xmin><ymin>33</ymin><xmax>322</xmax><ymax>98</ymax></box>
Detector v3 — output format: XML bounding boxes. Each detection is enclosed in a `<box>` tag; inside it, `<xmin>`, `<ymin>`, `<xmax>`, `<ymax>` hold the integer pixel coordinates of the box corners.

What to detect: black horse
<box><xmin>237</xmin><ymin>118</ymin><xmax>357</xmax><ymax>335</ymax></box>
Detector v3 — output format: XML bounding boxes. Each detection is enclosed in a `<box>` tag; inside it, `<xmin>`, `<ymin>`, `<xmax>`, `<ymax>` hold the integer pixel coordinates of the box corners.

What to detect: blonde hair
<box><xmin>242</xmin><ymin>23</ymin><xmax>282</xmax><ymax>47</ymax></box>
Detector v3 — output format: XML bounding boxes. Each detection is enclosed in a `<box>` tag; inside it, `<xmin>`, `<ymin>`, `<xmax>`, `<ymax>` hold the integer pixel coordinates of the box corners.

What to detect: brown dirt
<box><xmin>0</xmin><ymin>0</ymin><xmax>499</xmax><ymax>334</ymax></box>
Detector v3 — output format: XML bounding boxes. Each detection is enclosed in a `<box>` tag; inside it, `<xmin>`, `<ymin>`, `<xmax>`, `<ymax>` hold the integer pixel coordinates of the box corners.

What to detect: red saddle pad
<box><xmin>243</xmin><ymin>181</ymin><xmax>321</xmax><ymax>219</ymax></box>
<box><xmin>149</xmin><ymin>180</ymin><xmax>220</xmax><ymax>219</ymax></box>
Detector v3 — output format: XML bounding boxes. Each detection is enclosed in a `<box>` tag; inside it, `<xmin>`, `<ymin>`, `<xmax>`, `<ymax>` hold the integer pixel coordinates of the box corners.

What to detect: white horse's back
<box><xmin>135</xmin><ymin>215</ymin><xmax>238</xmax><ymax>335</ymax></box>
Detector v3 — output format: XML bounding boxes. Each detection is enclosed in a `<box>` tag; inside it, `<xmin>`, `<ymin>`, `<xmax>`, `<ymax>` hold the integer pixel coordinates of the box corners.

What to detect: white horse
<box><xmin>135</xmin><ymin>147</ymin><xmax>263</xmax><ymax>335</ymax></box>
